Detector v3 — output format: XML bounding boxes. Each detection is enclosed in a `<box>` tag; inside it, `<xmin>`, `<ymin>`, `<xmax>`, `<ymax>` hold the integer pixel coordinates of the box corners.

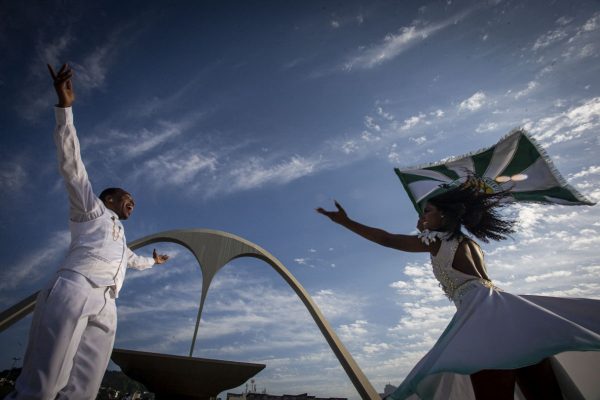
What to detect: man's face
<box><xmin>106</xmin><ymin>190</ymin><xmax>135</xmax><ymax>220</ymax></box>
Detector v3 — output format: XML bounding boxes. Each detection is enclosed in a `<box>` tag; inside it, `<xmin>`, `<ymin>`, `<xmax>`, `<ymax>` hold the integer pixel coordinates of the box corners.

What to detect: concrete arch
<box><xmin>129</xmin><ymin>229</ymin><xmax>379</xmax><ymax>400</ymax></box>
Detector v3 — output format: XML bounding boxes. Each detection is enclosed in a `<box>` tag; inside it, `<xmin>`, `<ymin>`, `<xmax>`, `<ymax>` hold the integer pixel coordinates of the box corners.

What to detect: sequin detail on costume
<box><xmin>111</xmin><ymin>216</ymin><xmax>122</xmax><ymax>241</ymax></box>
<box><xmin>431</xmin><ymin>236</ymin><xmax>501</xmax><ymax>302</ymax></box>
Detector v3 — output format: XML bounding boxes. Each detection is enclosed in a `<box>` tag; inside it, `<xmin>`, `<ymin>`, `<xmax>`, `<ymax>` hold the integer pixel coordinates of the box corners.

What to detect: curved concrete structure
<box><xmin>128</xmin><ymin>229</ymin><xmax>379</xmax><ymax>400</ymax></box>
<box><xmin>111</xmin><ymin>348</ymin><xmax>265</xmax><ymax>399</ymax></box>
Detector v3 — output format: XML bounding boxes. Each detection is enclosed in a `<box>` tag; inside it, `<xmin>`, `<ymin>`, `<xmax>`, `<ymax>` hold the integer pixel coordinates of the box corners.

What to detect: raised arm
<box><xmin>316</xmin><ymin>201</ymin><xmax>432</xmax><ymax>253</ymax></box>
<box><xmin>49</xmin><ymin>63</ymin><xmax>102</xmax><ymax>222</ymax></box>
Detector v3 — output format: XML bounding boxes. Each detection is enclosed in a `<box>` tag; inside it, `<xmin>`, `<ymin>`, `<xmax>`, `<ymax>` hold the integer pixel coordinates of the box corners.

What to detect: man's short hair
<box><xmin>99</xmin><ymin>187</ymin><xmax>126</xmax><ymax>203</ymax></box>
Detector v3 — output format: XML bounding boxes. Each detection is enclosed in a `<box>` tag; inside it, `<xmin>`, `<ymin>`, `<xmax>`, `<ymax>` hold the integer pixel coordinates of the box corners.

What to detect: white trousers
<box><xmin>9</xmin><ymin>270</ymin><xmax>117</xmax><ymax>400</ymax></box>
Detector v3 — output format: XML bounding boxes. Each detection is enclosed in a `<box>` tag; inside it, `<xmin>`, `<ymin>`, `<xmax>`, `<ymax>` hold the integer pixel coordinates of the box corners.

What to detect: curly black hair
<box><xmin>99</xmin><ymin>187</ymin><xmax>128</xmax><ymax>203</ymax></box>
<box><xmin>427</xmin><ymin>176</ymin><xmax>516</xmax><ymax>242</ymax></box>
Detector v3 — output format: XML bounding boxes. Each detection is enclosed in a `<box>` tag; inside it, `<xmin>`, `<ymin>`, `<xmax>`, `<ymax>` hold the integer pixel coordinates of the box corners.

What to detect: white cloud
<box><xmin>342</xmin><ymin>140</ymin><xmax>359</xmax><ymax>154</ymax></box>
<box><xmin>570</xmin><ymin>165</ymin><xmax>600</xmax><ymax>179</ymax></box>
<box><xmin>343</xmin><ymin>10</ymin><xmax>473</xmax><ymax>71</ymax></box>
<box><xmin>124</xmin><ymin>125</ymin><xmax>183</xmax><ymax>158</ymax></box>
<box><xmin>19</xmin><ymin>34</ymin><xmax>73</xmax><ymax>122</ymax></box>
<box><xmin>401</xmin><ymin>113</ymin><xmax>426</xmax><ymax>130</ymax></box>
<box><xmin>331</xmin><ymin>20</ymin><xmax>340</xmax><ymax>29</ymax></box>
<box><xmin>529</xmin><ymin>97</ymin><xmax>600</xmax><ymax>144</ymax></box>
<box><xmin>431</xmin><ymin>109</ymin><xmax>444</xmax><ymax>118</ymax></box>
<box><xmin>224</xmin><ymin>155</ymin><xmax>320</xmax><ymax>193</ymax></box>
<box><xmin>364</xmin><ymin>116</ymin><xmax>381</xmax><ymax>132</ymax></box>
<box><xmin>563</xmin><ymin>42</ymin><xmax>598</xmax><ymax>60</ymax></box>
<box><xmin>475</xmin><ymin>122</ymin><xmax>499</xmax><ymax>133</ymax></box>
<box><xmin>312</xmin><ymin>289</ymin><xmax>365</xmax><ymax>320</ymax></box>
<box><xmin>361</xmin><ymin>131</ymin><xmax>381</xmax><ymax>142</ymax></box>
<box><xmin>133</xmin><ymin>147</ymin><xmax>324</xmax><ymax>197</ymax></box>
<box><xmin>70</xmin><ymin>24</ymin><xmax>142</xmax><ymax>92</ymax></box>
<box><xmin>524</xmin><ymin>270</ymin><xmax>572</xmax><ymax>283</ymax></box>
<box><xmin>19</xmin><ymin>24</ymin><xmax>137</xmax><ymax>122</ymax></box>
<box><xmin>389</xmin><ymin>303</ymin><xmax>454</xmax><ymax>331</ymax></box>
<box><xmin>514</xmin><ymin>81</ymin><xmax>538</xmax><ymax>99</ymax></box>
<box><xmin>139</xmin><ymin>151</ymin><xmax>217</xmax><ymax>186</ymax></box>
<box><xmin>556</xmin><ymin>16</ymin><xmax>573</xmax><ymax>26</ymax></box>
<box><xmin>0</xmin><ymin>160</ymin><xmax>27</xmax><ymax>193</ymax></box>
<box><xmin>338</xmin><ymin>320</ymin><xmax>369</xmax><ymax>342</ymax></box>
<box><xmin>72</xmin><ymin>46</ymin><xmax>112</xmax><ymax>90</ymax></box>
<box><xmin>532</xmin><ymin>28</ymin><xmax>568</xmax><ymax>50</ymax></box>
<box><xmin>0</xmin><ymin>230</ymin><xmax>70</xmax><ymax>290</ymax></box>
<box><xmin>87</xmin><ymin>120</ymin><xmax>187</xmax><ymax>160</ymax></box>
<box><xmin>459</xmin><ymin>91</ymin><xmax>486</xmax><ymax>112</ymax></box>
<box><xmin>387</xmin><ymin>143</ymin><xmax>401</xmax><ymax>164</ymax></box>
<box><xmin>377</xmin><ymin>107</ymin><xmax>395</xmax><ymax>121</ymax></box>
<box><xmin>582</xmin><ymin>13</ymin><xmax>600</xmax><ymax>32</ymax></box>
<box><xmin>409</xmin><ymin>136</ymin><xmax>427</xmax><ymax>145</ymax></box>
<box><xmin>363</xmin><ymin>342</ymin><xmax>390</xmax><ymax>354</ymax></box>
<box><xmin>576</xmin><ymin>43</ymin><xmax>596</xmax><ymax>58</ymax></box>
<box><xmin>38</xmin><ymin>34</ymin><xmax>73</xmax><ymax>76</ymax></box>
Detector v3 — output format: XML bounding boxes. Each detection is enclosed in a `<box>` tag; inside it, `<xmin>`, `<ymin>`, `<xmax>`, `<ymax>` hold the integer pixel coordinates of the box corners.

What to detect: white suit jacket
<box><xmin>54</xmin><ymin>107</ymin><xmax>154</xmax><ymax>297</ymax></box>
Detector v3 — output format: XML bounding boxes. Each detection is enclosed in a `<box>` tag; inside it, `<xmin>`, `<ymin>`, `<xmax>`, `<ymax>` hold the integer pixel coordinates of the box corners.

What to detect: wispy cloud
<box><xmin>18</xmin><ymin>33</ymin><xmax>73</xmax><ymax>122</ymax></box>
<box><xmin>0</xmin><ymin>230</ymin><xmax>70</xmax><ymax>290</ymax></box>
<box><xmin>532</xmin><ymin>27</ymin><xmax>568</xmax><ymax>51</ymax></box>
<box><xmin>0</xmin><ymin>158</ymin><xmax>28</xmax><ymax>194</ymax></box>
<box><xmin>85</xmin><ymin>112</ymin><xmax>204</xmax><ymax>162</ymax></box>
<box><xmin>136</xmin><ymin>150</ymin><xmax>218</xmax><ymax>186</ymax></box>
<box><xmin>34</xmin><ymin>33</ymin><xmax>73</xmax><ymax>77</ymax></box>
<box><xmin>524</xmin><ymin>270</ymin><xmax>572</xmax><ymax>282</ymax></box>
<box><xmin>525</xmin><ymin>97</ymin><xmax>600</xmax><ymax>145</ymax></box>
<box><xmin>400</xmin><ymin>113</ymin><xmax>427</xmax><ymax>130</ymax></box>
<box><xmin>19</xmin><ymin>21</ymin><xmax>145</xmax><ymax>122</ymax></box>
<box><xmin>223</xmin><ymin>155</ymin><xmax>322</xmax><ymax>194</ymax></box>
<box><xmin>342</xmin><ymin>10</ymin><xmax>473</xmax><ymax>71</ymax></box>
<box><xmin>514</xmin><ymin>81</ymin><xmax>538</xmax><ymax>99</ymax></box>
<box><xmin>559</xmin><ymin>13</ymin><xmax>600</xmax><ymax>61</ymax></box>
<box><xmin>118</xmin><ymin>267</ymin><xmax>364</xmax><ymax>366</ymax></box>
<box><xmin>458</xmin><ymin>91</ymin><xmax>487</xmax><ymax>112</ymax></box>
<box><xmin>570</xmin><ymin>165</ymin><xmax>600</xmax><ymax>179</ymax></box>
<box><xmin>475</xmin><ymin>122</ymin><xmax>499</xmax><ymax>133</ymax></box>
<box><xmin>71</xmin><ymin>22</ymin><xmax>143</xmax><ymax>91</ymax></box>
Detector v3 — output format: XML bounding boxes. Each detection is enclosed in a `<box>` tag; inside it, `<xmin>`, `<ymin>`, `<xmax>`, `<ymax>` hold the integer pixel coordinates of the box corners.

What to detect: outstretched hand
<box><xmin>316</xmin><ymin>201</ymin><xmax>349</xmax><ymax>225</ymax></box>
<box><xmin>153</xmin><ymin>249</ymin><xmax>170</xmax><ymax>265</ymax></box>
<box><xmin>47</xmin><ymin>63</ymin><xmax>75</xmax><ymax>108</ymax></box>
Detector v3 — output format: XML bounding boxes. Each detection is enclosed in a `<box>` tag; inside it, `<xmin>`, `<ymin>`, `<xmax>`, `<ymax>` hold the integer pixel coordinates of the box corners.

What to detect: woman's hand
<box><xmin>316</xmin><ymin>201</ymin><xmax>349</xmax><ymax>225</ymax></box>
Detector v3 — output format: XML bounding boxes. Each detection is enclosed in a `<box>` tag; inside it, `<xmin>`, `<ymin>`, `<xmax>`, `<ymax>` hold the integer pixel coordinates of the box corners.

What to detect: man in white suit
<box><xmin>8</xmin><ymin>64</ymin><xmax>170</xmax><ymax>400</ymax></box>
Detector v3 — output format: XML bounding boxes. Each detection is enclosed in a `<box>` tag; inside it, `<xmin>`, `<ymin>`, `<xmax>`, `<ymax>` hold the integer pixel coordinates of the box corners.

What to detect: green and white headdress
<box><xmin>395</xmin><ymin>129</ymin><xmax>595</xmax><ymax>214</ymax></box>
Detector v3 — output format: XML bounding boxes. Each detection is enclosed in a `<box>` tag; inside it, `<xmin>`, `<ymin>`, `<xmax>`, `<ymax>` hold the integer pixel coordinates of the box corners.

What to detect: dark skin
<box><xmin>316</xmin><ymin>201</ymin><xmax>485</xmax><ymax>271</ymax></box>
<box><xmin>317</xmin><ymin>201</ymin><xmax>561</xmax><ymax>400</ymax></box>
<box><xmin>48</xmin><ymin>63</ymin><xmax>169</xmax><ymax>265</ymax></box>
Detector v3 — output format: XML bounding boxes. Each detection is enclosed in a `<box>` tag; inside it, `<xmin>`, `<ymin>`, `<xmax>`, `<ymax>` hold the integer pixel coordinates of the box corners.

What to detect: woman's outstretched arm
<box><xmin>316</xmin><ymin>201</ymin><xmax>432</xmax><ymax>253</ymax></box>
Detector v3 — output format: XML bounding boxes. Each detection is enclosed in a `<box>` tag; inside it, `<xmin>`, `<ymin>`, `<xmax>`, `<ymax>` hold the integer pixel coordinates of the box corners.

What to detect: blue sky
<box><xmin>1</xmin><ymin>0</ymin><xmax>600</xmax><ymax>397</ymax></box>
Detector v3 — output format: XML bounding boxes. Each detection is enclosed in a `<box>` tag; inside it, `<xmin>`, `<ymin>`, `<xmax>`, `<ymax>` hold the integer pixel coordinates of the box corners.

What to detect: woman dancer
<box><xmin>317</xmin><ymin>177</ymin><xmax>600</xmax><ymax>400</ymax></box>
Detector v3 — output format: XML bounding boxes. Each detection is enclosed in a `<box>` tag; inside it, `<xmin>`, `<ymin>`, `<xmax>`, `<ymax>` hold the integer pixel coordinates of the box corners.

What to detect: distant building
<box><xmin>379</xmin><ymin>383</ymin><xmax>397</xmax><ymax>398</ymax></box>
<box><xmin>227</xmin><ymin>392</ymin><xmax>347</xmax><ymax>400</ymax></box>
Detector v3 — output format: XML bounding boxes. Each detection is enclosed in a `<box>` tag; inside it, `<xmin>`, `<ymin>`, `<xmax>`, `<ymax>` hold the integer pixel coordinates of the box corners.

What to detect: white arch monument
<box><xmin>128</xmin><ymin>229</ymin><xmax>379</xmax><ymax>400</ymax></box>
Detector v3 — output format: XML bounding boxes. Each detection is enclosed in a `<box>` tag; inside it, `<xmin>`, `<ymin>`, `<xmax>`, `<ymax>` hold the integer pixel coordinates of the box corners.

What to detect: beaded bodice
<box><xmin>431</xmin><ymin>236</ymin><xmax>497</xmax><ymax>302</ymax></box>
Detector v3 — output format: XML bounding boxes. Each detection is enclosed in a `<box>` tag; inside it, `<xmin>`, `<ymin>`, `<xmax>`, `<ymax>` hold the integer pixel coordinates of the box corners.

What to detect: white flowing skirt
<box><xmin>388</xmin><ymin>282</ymin><xmax>600</xmax><ymax>400</ymax></box>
